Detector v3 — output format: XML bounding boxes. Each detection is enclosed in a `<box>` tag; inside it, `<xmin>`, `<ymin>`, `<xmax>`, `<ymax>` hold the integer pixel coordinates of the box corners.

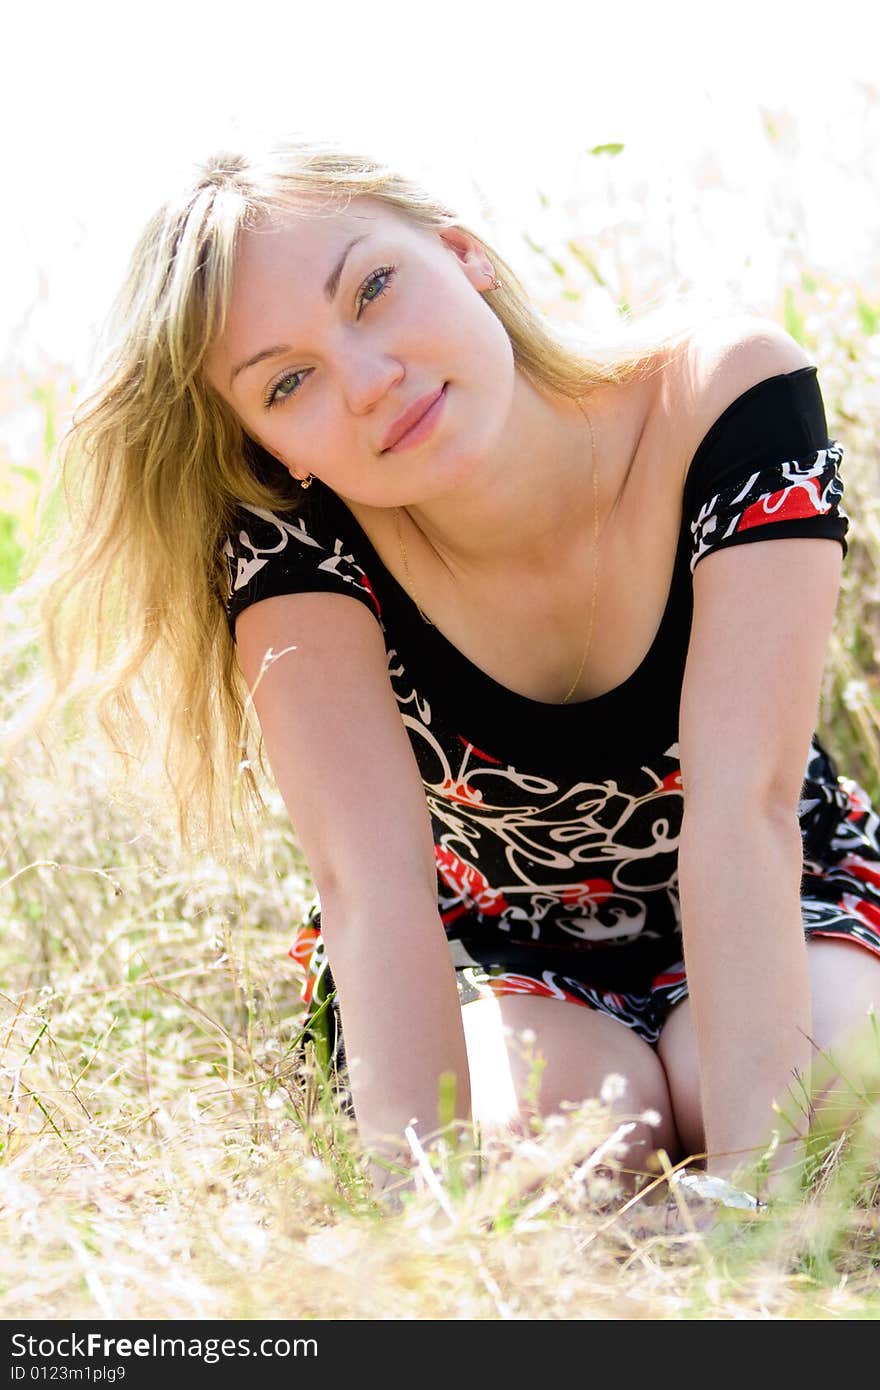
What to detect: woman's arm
<box><xmin>676</xmin><ymin>524</ymin><xmax>844</xmax><ymax>1187</ymax></box>
<box><xmin>235</xmin><ymin>591</ymin><xmax>472</xmax><ymax>1179</ymax></box>
<box><xmin>672</xmin><ymin>318</ymin><xmax>848</xmax><ymax>1191</ymax></box>
<box><xmin>677</xmin><ymin>806</ymin><xmax>811</xmax><ymax>1183</ymax></box>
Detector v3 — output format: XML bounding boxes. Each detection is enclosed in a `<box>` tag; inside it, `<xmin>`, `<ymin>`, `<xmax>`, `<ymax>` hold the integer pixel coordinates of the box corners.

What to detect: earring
<box><xmin>299</xmin><ymin>473</ymin><xmax>314</xmax><ymax>489</ymax></box>
<box><xmin>486</xmin><ymin>271</ymin><xmax>501</xmax><ymax>291</ymax></box>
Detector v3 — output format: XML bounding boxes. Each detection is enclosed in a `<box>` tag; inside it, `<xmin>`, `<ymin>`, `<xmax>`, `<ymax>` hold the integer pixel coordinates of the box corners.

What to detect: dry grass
<box><xmin>1</xmin><ymin>725</ymin><xmax>879</xmax><ymax>1320</ymax></box>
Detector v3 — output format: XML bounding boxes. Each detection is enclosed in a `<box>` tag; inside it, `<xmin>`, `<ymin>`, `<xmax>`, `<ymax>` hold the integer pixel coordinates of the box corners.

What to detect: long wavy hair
<box><xmin>10</xmin><ymin>134</ymin><xmax>741</xmax><ymax>854</ymax></box>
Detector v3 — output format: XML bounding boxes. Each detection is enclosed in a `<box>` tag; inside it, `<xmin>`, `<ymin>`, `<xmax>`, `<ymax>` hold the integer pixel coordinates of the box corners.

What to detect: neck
<box><xmin>399</xmin><ymin>376</ymin><xmax>613</xmax><ymax>583</ymax></box>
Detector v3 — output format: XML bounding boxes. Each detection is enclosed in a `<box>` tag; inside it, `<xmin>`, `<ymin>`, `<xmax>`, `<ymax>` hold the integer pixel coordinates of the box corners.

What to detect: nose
<box><xmin>339</xmin><ymin>347</ymin><xmax>405</xmax><ymax>417</ymax></box>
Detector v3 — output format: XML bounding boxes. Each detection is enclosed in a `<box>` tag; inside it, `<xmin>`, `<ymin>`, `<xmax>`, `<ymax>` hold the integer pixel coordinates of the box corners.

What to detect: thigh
<box><xmin>461</xmin><ymin>992</ymin><xmax>681</xmax><ymax>1171</ymax></box>
<box><xmin>806</xmin><ymin>936</ymin><xmax>880</xmax><ymax>1048</ymax></box>
<box><xmin>654</xmin><ymin>996</ymin><xmax>704</xmax><ymax>1161</ymax></box>
<box><xmin>804</xmin><ymin>937</ymin><xmax>880</xmax><ymax>1125</ymax></box>
<box><xmin>655</xmin><ymin>936</ymin><xmax>880</xmax><ymax>1159</ymax></box>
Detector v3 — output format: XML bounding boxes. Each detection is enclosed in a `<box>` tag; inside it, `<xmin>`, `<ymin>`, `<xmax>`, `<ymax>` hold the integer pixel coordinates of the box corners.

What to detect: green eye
<box><xmin>357</xmin><ymin>264</ymin><xmax>396</xmax><ymax>313</ymax></box>
<box><xmin>263</xmin><ymin>264</ymin><xmax>397</xmax><ymax>409</ymax></box>
<box><xmin>264</xmin><ymin>370</ymin><xmax>305</xmax><ymax>408</ymax></box>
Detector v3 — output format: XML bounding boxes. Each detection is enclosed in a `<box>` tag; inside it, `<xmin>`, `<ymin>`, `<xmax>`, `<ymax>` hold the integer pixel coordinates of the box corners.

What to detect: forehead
<box><xmin>236</xmin><ymin>196</ymin><xmax>414</xmax><ymax>280</ymax></box>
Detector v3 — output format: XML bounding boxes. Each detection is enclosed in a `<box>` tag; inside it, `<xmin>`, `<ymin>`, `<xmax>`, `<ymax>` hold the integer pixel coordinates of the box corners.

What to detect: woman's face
<box><xmin>203</xmin><ymin>197</ymin><xmax>516</xmax><ymax>508</ymax></box>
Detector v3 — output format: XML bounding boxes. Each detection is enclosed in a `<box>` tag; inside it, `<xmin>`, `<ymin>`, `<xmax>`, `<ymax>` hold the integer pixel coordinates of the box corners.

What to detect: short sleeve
<box><xmin>222</xmin><ymin>499</ymin><xmax>383</xmax><ymax>634</ymax></box>
<box><xmin>685</xmin><ymin>365</ymin><xmax>850</xmax><ymax>575</ymax></box>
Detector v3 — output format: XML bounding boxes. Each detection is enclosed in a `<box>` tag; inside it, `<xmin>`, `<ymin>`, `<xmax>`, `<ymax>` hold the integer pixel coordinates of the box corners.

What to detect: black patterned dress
<box><xmin>224</xmin><ymin>366</ymin><xmax>880</xmax><ymax>1050</ymax></box>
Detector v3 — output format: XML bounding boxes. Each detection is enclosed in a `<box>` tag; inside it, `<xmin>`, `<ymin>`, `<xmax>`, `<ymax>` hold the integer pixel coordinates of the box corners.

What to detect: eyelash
<box><xmin>263</xmin><ymin>264</ymin><xmax>398</xmax><ymax>409</ymax></box>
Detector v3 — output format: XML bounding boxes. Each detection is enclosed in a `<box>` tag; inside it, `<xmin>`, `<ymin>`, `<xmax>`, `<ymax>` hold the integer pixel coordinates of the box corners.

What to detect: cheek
<box><xmin>256</xmin><ymin>417</ymin><xmax>338</xmax><ymax>480</ymax></box>
<box><xmin>244</xmin><ymin>424</ymin><xmax>301</xmax><ymax>478</ymax></box>
<box><xmin>442</xmin><ymin>283</ymin><xmax>512</xmax><ymax>374</ymax></box>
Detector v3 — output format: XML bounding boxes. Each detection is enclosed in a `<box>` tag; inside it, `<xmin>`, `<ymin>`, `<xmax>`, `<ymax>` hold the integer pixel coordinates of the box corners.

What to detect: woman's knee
<box><xmin>461</xmin><ymin>993</ymin><xmax>680</xmax><ymax>1169</ymax></box>
<box><xmin>653</xmin><ymin>941</ymin><xmax>880</xmax><ymax>1161</ymax></box>
<box><xmin>806</xmin><ymin>939</ymin><xmax>880</xmax><ymax>1124</ymax></box>
<box><xmin>807</xmin><ymin>937</ymin><xmax>880</xmax><ymax>1052</ymax></box>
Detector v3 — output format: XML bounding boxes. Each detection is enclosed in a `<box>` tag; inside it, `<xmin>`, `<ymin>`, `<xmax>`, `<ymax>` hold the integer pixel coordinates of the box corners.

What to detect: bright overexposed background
<box><xmin>2</xmin><ymin>0</ymin><xmax>879</xmax><ymax>442</ymax></box>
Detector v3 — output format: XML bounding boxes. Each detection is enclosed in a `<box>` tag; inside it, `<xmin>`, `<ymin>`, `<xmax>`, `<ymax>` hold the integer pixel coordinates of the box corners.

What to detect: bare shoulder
<box><xmin>671</xmin><ymin>313</ymin><xmax>814</xmax><ymax>484</ymax></box>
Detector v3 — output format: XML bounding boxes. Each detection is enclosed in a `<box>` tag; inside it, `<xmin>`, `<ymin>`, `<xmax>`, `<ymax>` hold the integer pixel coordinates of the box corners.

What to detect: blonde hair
<box><xmin>12</xmin><ymin>134</ymin><xmax>742</xmax><ymax>855</ymax></box>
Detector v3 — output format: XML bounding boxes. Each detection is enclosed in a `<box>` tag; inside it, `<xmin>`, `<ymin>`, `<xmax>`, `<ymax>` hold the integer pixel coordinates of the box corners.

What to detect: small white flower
<box><xmin>842</xmin><ymin>679</ymin><xmax>871</xmax><ymax>711</ymax></box>
<box><xmin>306</xmin><ymin>1226</ymin><xmax>359</xmax><ymax>1266</ymax></box>
<box><xmin>600</xmin><ymin>1072</ymin><xmax>627</xmax><ymax>1103</ymax></box>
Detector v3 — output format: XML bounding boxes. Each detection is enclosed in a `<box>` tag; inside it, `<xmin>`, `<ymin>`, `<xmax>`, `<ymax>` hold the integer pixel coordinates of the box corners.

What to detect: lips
<box><xmin>381</xmin><ymin>385</ymin><xmax>446</xmax><ymax>452</ymax></box>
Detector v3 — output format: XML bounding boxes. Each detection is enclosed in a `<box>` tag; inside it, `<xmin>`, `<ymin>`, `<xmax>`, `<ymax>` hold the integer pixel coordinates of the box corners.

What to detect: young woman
<box><xmin>34</xmin><ymin>137</ymin><xmax>880</xmax><ymax>1203</ymax></box>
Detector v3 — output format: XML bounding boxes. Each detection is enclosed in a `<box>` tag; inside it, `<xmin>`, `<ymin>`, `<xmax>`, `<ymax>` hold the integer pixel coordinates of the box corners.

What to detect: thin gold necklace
<box><xmin>394</xmin><ymin>397</ymin><xmax>600</xmax><ymax>705</ymax></box>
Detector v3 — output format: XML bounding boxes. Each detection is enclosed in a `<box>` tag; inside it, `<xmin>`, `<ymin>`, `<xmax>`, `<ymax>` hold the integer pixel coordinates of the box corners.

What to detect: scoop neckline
<box><xmin>319</xmin><ymin>483</ymin><xmax>689</xmax><ymax>714</ymax></box>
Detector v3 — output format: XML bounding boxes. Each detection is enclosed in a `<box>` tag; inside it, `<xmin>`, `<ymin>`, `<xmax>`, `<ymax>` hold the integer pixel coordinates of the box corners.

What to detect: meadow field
<box><xmin>2</xmin><ymin>136</ymin><xmax>880</xmax><ymax>1320</ymax></box>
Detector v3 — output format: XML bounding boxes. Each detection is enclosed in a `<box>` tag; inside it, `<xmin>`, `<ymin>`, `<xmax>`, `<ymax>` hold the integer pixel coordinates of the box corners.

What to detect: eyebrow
<box><xmin>228</xmin><ymin>233</ymin><xmax>371</xmax><ymax>389</ymax></box>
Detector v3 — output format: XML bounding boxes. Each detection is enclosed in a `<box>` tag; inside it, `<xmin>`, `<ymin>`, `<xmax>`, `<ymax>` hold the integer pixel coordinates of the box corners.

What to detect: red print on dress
<box><xmin>439</xmin><ymin>777</ymin><xmax>484</xmax><ymax>807</ymax></box>
<box><xmin>739</xmin><ymin>484</ymin><xmax>823</xmax><ymax>530</ymax></box>
<box><xmin>434</xmin><ymin>846</ymin><xmax>509</xmax><ymax>916</ymax></box>
<box><xmin>838</xmin><ymin>854</ymin><xmax>880</xmax><ymax>891</ymax></box>
<box><xmin>844</xmin><ymin>784</ymin><xmax>872</xmax><ymax>818</ymax></box>
<box><xmin>560</xmin><ymin>879</ymin><xmax>615</xmax><ymax>910</ymax></box>
<box><xmin>358</xmin><ymin>572</ymin><xmax>382</xmax><ymax>617</ymax></box>
<box><xmin>456</xmin><ymin>734</ymin><xmax>503</xmax><ymax>765</ymax></box>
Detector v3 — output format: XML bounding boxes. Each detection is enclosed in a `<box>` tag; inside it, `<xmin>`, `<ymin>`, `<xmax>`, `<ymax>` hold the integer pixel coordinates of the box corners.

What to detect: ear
<box><xmin>438</xmin><ymin>225</ymin><xmax>494</xmax><ymax>285</ymax></box>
